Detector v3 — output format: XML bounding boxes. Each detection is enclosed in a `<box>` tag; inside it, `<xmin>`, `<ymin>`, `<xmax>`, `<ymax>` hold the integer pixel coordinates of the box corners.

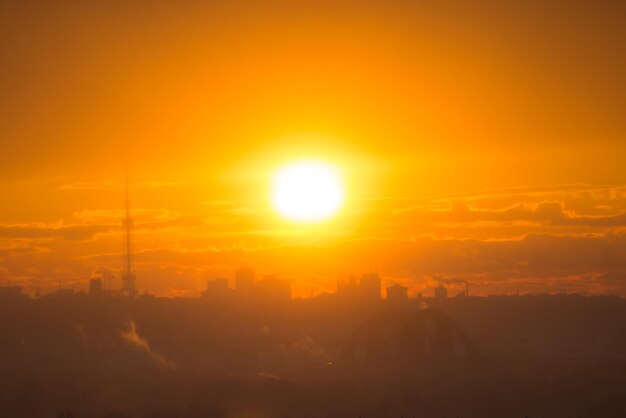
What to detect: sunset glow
<box><xmin>272</xmin><ymin>161</ymin><xmax>344</xmax><ymax>222</ymax></box>
<box><xmin>2</xmin><ymin>2</ymin><xmax>626</xmax><ymax>416</ymax></box>
<box><xmin>0</xmin><ymin>1</ymin><xmax>624</xmax><ymax>299</ymax></box>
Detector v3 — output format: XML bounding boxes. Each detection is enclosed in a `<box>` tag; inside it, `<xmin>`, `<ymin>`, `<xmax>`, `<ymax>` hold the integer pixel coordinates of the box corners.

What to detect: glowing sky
<box><xmin>1</xmin><ymin>1</ymin><xmax>625</xmax><ymax>297</ymax></box>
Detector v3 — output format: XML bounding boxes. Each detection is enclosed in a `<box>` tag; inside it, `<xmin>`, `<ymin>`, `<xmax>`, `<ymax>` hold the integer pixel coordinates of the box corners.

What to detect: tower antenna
<box><xmin>121</xmin><ymin>172</ymin><xmax>137</xmax><ymax>297</ymax></box>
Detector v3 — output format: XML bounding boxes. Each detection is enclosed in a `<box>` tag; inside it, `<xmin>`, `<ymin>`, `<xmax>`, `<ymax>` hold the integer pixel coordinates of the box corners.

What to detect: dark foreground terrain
<box><xmin>1</xmin><ymin>292</ymin><xmax>626</xmax><ymax>417</ymax></box>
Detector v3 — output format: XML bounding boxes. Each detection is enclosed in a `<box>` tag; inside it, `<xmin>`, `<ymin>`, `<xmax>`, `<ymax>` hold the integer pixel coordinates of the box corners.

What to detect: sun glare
<box><xmin>272</xmin><ymin>161</ymin><xmax>344</xmax><ymax>222</ymax></box>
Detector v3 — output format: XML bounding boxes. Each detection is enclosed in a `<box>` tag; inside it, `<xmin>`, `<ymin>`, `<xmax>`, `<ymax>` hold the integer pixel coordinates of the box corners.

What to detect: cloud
<box><xmin>598</xmin><ymin>271</ymin><xmax>626</xmax><ymax>284</ymax></box>
<box><xmin>428</xmin><ymin>183</ymin><xmax>624</xmax><ymax>202</ymax></box>
<box><xmin>387</xmin><ymin>200</ymin><xmax>626</xmax><ymax>230</ymax></box>
<box><xmin>0</xmin><ymin>212</ymin><xmax>203</xmax><ymax>242</ymax></box>
<box><xmin>2</xmin><ymin>182</ymin><xmax>626</xmax><ymax>297</ymax></box>
<box><xmin>0</xmin><ymin>223</ymin><xmax>113</xmax><ymax>241</ymax></box>
<box><xmin>0</xmin><ymin>243</ymin><xmax>40</xmax><ymax>258</ymax></box>
<box><xmin>71</xmin><ymin>230</ymin><xmax>626</xmax><ymax>296</ymax></box>
<box><xmin>72</xmin><ymin>208</ymin><xmax>180</xmax><ymax>223</ymax></box>
<box><xmin>59</xmin><ymin>180</ymin><xmax>189</xmax><ymax>191</ymax></box>
<box><xmin>3</xmin><ymin>231</ymin><xmax>625</xmax><ymax>296</ymax></box>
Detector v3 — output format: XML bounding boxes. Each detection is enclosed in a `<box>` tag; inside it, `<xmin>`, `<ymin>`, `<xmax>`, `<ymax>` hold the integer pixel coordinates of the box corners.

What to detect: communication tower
<box><xmin>121</xmin><ymin>175</ymin><xmax>137</xmax><ymax>297</ymax></box>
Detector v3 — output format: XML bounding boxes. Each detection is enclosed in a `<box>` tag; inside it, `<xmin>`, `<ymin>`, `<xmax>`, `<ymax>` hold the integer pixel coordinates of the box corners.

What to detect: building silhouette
<box><xmin>337</xmin><ymin>273</ymin><xmax>382</xmax><ymax>303</ymax></box>
<box><xmin>47</xmin><ymin>288</ymin><xmax>75</xmax><ymax>299</ymax></box>
<box><xmin>435</xmin><ymin>284</ymin><xmax>448</xmax><ymax>301</ymax></box>
<box><xmin>202</xmin><ymin>267</ymin><xmax>291</xmax><ymax>305</ymax></box>
<box><xmin>89</xmin><ymin>278</ymin><xmax>103</xmax><ymax>296</ymax></box>
<box><xmin>386</xmin><ymin>283</ymin><xmax>408</xmax><ymax>304</ymax></box>
<box><xmin>235</xmin><ymin>264</ymin><xmax>255</xmax><ymax>294</ymax></box>
<box><xmin>202</xmin><ymin>278</ymin><xmax>230</xmax><ymax>299</ymax></box>
<box><xmin>360</xmin><ymin>272</ymin><xmax>381</xmax><ymax>302</ymax></box>
<box><xmin>337</xmin><ymin>275</ymin><xmax>359</xmax><ymax>295</ymax></box>
<box><xmin>256</xmin><ymin>275</ymin><xmax>291</xmax><ymax>304</ymax></box>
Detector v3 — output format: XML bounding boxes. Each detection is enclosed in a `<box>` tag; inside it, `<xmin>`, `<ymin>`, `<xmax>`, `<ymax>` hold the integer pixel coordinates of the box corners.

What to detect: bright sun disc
<box><xmin>272</xmin><ymin>161</ymin><xmax>344</xmax><ymax>222</ymax></box>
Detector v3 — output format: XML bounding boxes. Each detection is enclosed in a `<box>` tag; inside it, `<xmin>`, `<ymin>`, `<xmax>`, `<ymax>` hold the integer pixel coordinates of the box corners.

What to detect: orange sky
<box><xmin>1</xmin><ymin>1</ymin><xmax>625</xmax><ymax>297</ymax></box>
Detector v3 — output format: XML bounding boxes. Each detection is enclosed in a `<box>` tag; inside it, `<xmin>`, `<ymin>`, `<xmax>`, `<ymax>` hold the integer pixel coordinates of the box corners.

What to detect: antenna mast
<box><xmin>121</xmin><ymin>173</ymin><xmax>137</xmax><ymax>297</ymax></box>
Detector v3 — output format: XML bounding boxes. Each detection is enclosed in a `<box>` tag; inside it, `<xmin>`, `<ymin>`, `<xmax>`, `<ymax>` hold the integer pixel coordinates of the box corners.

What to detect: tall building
<box><xmin>387</xmin><ymin>283</ymin><xmax>408</xmax><ymax>304</ymax></box>
<box><xmin>337</xmin><ymin>275</ymin><xmax>359</xmax><ymax>295</ymax></box>
<box><xmin>202</xmin><ymin>278</ymin><xmax>230</xmax><ymax>299</ymax></box>
<box><xmin>435</xmin><ymin>284</ymin><xmax>448</xmax><ymax>301</ymax></box>
<box><xmin>235</xmin><ymin>264</ymin><xmax>255</xmax><ymax>294</ymax></box>
<box><xmin>89</xmin><ymin>278</ymin><xmax>103</xmax><ymax>296</ymax></box>
<box><xmin>256</xmin><ymin>275</ymin><xmax>291</xmax><ymax>303</ymax></box>
<box><xmin>360</xmin><ymin>272</ymin><xmax>381</xmax><ymax>302</ymax></box>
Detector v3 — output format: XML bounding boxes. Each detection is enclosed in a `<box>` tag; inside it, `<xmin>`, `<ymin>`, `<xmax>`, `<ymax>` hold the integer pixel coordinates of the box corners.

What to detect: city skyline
<box><xmin>1</xmin><ymin>1</ymin><xmax>625</xmax><ymax>298</ymax></box>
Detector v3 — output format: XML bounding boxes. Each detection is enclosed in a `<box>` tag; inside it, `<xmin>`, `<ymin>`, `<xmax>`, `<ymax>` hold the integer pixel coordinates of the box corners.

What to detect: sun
<box><xmin>272</xmin><ymin>161</ymin><xmax>344</xmax><ymax>222</ymax></box>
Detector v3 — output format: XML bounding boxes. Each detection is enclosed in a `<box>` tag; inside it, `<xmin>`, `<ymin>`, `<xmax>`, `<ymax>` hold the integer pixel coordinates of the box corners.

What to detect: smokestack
<box><xmin>466</xmin><ymin>281</ymin><xmax>469</xmax><ymax>297</ymax></box>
